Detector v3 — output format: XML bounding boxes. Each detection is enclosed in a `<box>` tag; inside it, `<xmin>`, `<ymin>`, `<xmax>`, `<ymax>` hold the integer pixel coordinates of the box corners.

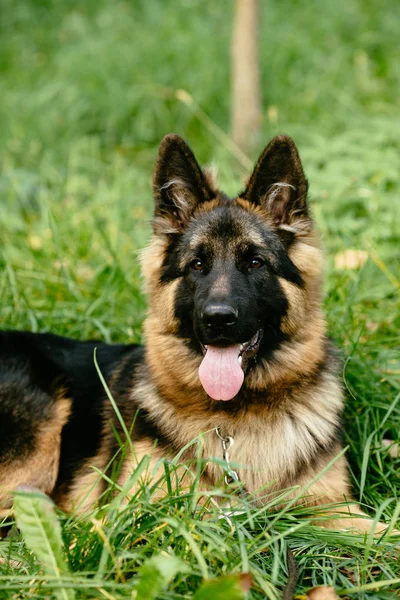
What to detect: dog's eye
<box><xmin>190</xmin><ymin>258</ymin><xmax>204</xmax><ymax>272</ymax></box>
<box><xmin>249</xmin><ymin>257</ymin><xmax>264</xmax><ymax>269</ymax></box>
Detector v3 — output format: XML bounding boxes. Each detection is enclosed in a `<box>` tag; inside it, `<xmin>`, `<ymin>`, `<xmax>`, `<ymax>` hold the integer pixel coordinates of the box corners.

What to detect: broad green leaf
<box><xmin>193</xmin><ymin>573</ymin><xmax>252</xmax><ymax>600</ymax></box>
<box><xmin>14</xmin><ymin>489</ymin><xmax>75</xmax><ymax>600</ymax></box>
<box><xmin>135</xmin><ymin>554</ymin><xmax>188</xmax><ymax>600</ymax></box>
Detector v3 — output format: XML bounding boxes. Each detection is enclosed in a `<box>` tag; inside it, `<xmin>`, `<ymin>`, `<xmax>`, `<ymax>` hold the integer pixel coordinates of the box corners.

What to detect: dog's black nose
<box><xmin>202</xmin><ymin>304</ymin><xmax>238</xmax><ymax>328</ymax></box>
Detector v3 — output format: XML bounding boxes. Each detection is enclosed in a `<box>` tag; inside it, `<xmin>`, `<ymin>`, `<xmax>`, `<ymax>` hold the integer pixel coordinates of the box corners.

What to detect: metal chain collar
<box><xmin>214</xmin><ymin>428</ymin><xmax>299</xmax><ymax>596</ymax></box>
<box><xmin>215</xmin><ymin>426</ymin><xmax>240</xmax><ymax>485</ymax></box>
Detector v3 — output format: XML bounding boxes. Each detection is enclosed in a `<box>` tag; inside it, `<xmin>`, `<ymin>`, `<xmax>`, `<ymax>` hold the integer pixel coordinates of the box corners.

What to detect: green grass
<box><xmin>0</xmin><ymin>0</ymin><xmax>399</xmax><ymax>597</ymax></box>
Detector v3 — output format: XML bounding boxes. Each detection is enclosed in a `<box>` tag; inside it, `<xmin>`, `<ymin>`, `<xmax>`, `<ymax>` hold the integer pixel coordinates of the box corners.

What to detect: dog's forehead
<box><xmin>183</xmin><ymin>205</ymin><xmax>269</xmax><ymax>251</ymax></box>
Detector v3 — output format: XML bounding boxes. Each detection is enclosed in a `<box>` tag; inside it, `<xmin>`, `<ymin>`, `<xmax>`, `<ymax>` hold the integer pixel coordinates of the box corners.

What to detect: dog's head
<box><xmin>143</xmin><ymin>134</ymin><xmax>324</xmax><ymax>402</ymax></box>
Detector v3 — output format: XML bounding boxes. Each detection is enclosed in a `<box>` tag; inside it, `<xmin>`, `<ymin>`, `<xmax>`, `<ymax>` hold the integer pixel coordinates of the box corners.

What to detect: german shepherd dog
<box><xmin>0</xmin><ymin>134</ymin><xmax>389</xmax><ymax>532</ymax></box>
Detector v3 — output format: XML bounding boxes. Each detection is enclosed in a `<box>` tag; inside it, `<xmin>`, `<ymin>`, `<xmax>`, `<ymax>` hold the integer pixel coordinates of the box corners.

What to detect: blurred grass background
<box><xmin>0</xmin><ymin>0</ymin><xmax>399</xmax><ymax>597</ymax></box>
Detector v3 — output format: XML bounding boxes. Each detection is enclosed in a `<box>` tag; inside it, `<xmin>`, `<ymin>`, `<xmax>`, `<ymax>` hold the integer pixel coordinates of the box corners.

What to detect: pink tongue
<box><xmin>198</xmin><ymin>345</ymin><xmax>244</xmax><ymax>401</ymax></box>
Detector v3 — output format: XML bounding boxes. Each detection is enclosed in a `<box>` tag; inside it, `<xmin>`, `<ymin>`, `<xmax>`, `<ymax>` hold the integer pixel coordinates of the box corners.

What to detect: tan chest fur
<box><xmin>128</xmin><ymin>371</ymin><xmax>343</xmax><ymax>499</ymax></box>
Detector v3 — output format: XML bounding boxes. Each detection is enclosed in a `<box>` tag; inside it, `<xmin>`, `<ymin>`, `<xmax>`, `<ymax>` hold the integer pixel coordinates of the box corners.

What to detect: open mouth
<box><xmin>237</xmin><ymin>329</ymin><xmax>263</xmax><ymax>366</ymax></box>
<box><xmin>198</xmin><ymin>329</ymin><xmax>263</xmax><ymax>402</ymax></box>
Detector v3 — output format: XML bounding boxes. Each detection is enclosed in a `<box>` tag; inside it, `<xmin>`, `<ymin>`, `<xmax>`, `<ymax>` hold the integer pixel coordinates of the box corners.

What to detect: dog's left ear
<box><xmin>240</xmin><ymin>135</ymin><xmax>309</xmax><ymax>230</ymax></box>
<box><xmin>153</xmin><ymin>134</ymin><xmax>215</xmax><ymax>231</ymax></box>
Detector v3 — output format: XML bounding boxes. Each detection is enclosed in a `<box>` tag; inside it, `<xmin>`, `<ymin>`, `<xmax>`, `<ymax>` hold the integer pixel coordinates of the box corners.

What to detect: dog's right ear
<box><xmin>153</xmin><ymin>134</ymin><xmax>215</xmax><ymax>232</ymax></box>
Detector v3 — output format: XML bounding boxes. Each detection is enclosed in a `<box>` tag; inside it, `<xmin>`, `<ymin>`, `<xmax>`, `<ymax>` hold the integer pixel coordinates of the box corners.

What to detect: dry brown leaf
<box><xmin>382</xmin><ymin>439</ymin><xmax>400</xmax><ymax>458</ymax></box>
<box><xmin>0</xmin><ymin>556</ymin><xmax>22</xmax><ymax>568</ymax></box>
<box><xmin>306</xmin><ymin>586</ymin><xmax>339</xmax><ymax>600</ymax></box>
<box><xmin>238</xmin><ymin>572</ymin><xmax>253</xmax><ymax>592</ymax></box>
<box><xmin>334</xmin><ymin>249</ymin><xmax>368</xmax><ymax>270</ymax></box>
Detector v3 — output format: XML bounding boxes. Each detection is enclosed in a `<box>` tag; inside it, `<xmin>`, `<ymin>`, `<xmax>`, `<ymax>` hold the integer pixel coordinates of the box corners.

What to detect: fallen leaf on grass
<box><xmin>0</xmin><ymin>556</ymin><xmax>22</xmax><ymax>568</ymax></box>
<box><xmin>382</xmin><ymin>439</ymin><xmax>399</xmax><ymax>458</ymax></box>
<box><xmin>306</xmin><ymin>586</ymin><xmax>338</xmax><ymax>600</ymax></box>
<box><xmin>334</xmin><ymin>249</ymin><xmax>368</xmax><ymax>270</ymax></box>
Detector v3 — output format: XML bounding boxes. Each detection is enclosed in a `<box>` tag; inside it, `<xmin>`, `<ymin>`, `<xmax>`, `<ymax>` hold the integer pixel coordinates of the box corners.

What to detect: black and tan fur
<box><xmin>0</xmin><ymin>135</ymin><xmax>388</xmax><ymax>532</ymax></box>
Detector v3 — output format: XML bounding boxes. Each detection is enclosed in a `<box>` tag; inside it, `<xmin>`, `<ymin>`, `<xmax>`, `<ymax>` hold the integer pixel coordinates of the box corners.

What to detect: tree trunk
<box><xmin>231</xmin><ymin>0</ymin><xmax>262</xmax><ymax>155</ymax></box>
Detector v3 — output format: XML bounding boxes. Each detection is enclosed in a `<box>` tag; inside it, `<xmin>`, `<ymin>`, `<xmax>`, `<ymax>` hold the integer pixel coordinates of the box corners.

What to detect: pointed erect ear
<box><xmin>152</xmin><ymin>134</ymin><xmax>215</xmax><ymax>231</ymax></box>
<box><xmin>240</xmin><ymin>135</ymin><xmax>309</xmax><ymax>230</ymax></box>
